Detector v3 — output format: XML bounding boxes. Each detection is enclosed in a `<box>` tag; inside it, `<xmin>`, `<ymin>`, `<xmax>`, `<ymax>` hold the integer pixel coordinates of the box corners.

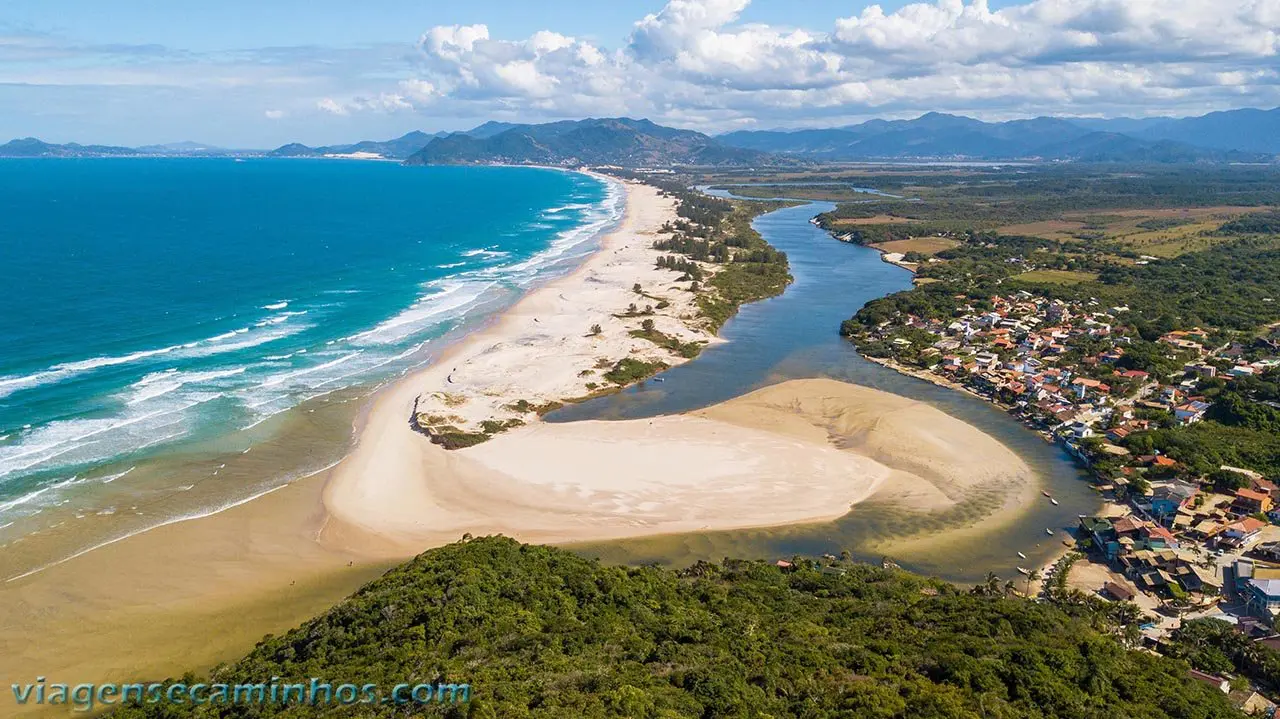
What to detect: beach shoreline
<box><xmin>0</xmin><ymin>176</ymin><xmax>1047</xmax><ymax>706</ymax></box>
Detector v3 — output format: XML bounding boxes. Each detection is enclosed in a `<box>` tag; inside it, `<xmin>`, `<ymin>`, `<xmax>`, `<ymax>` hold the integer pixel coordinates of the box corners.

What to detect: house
<box><xmin>1188</xmin><ymin>669</ymin><xmax>1231</xmax><ymax>694</ymax></box>
<box><xmin>1228</xmin><ymin>689</ymin><xmax>1276</xmax><ymax>716</ymax></box>
<box><xmin>1233</xmin><ymin>489</ymin><xmax>1273</xmax><ymax>517</ymax></box>
<box><xmin>1106</xmin><ymin>426</ymin><xmax>1132</xmax><ymax>443</ymax></box>
<box><xmin>1219</xmin><ymin>518</ymin><xmax>1268</xmax><ymax>550</ymax></box>
<box><xmin>1080</xmin><ymin>516</ymin><xmax>1118</xmax><ymax>557</ymax></box>
<box><xmin>1255</xmin><ymin>542</ymin><xmax>1280</xmax><ymax>563</ymax></box>
<box><xmin>1185</xmin><ymin>363</ymin><xmax>1217</xmax><ymax>378</ymax></box>
<box><xmin>1104</xmin><ymin>581</ymin><xmax>1136</xmax><ymax>602</ymax></box>
<box><xmin>1247</xmin><ymin>578</ymin><xmax>1280</xmax><ymax>618</ymax></box>
<box><xmin>1174</xmin><ymin>400</ymin><xmax>1211</xmax><ymax>425</ymax></box>
<box><xmin>1151</xmin><ymin>481</ymin><xmax>1199</xmax><ymax>519</ymax></box>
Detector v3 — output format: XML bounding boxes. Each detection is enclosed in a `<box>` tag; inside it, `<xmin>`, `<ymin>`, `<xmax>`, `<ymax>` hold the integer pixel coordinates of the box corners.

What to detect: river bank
<box><xmin>0</xmin><ymin>180</ymin><xmax>1090</xmax><ymax>709</ymax></box>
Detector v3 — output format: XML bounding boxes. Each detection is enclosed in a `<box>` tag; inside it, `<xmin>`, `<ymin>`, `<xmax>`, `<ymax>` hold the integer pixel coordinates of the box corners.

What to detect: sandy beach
<box><xmin>0</xmin><ymin>176</ymin><xmax>1040</xmax><ymax>709</ymax></box>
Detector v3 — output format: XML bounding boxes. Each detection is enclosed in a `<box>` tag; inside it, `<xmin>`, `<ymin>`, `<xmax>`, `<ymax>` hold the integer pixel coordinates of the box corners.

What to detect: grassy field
<box><xmin>832</xmin><ymin>214</ymin><xmax>916</xmax><ymax>226</ymax></box>
<box><xmin>870</xmin><ymin>237</ymin><xmax>961</xmax><ymax>255</ymax></box>
<box><xmin>1010</xmin><ymin>269</ymin><xmax>1100</xmax><ymax>286</ymax></box>
<box><xmin>996</xmin><ymin>206</ymin><xmax>1272</xmax><ymax>258</ymax></box>
<box><xmin>996</xmin><ymin>220</ymin><xmax>1086</xmax><ymax>241</ymax></box>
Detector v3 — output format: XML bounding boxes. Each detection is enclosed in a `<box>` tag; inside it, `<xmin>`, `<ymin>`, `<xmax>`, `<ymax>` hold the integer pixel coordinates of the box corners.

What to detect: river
<box><xmin>550</xmin><ymin>199</ymin><xmax>1102</xmax><ymax>582</ymax></box>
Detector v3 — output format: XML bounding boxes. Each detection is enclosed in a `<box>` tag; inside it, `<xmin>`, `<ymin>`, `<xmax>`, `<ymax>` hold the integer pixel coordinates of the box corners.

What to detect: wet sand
<box><xmin>0</xmin><ymin>183</ymin><xmax>1047</xmax><ymax>714</ymax></box>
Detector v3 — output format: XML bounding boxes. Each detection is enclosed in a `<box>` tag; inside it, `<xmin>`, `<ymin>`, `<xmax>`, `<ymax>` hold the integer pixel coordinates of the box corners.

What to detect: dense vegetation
<box><xmin>815</xmin><ymin>165</ymin><xmax>1280</xmax><ymax>233</ymax></box>
<box><xmin>113</xmin><ymin>537</ymin><xmax>1244</xmax><ymax>718</ymax></box>
<box><xmin>1168</xmin><ymin>619</ymin><xmax>1280</xmax><ymax>695</ymax></box>
<box><xmin>635</xmin><ymin>175</ymin><xmax>793</xmax><ymax>332</ymax></box>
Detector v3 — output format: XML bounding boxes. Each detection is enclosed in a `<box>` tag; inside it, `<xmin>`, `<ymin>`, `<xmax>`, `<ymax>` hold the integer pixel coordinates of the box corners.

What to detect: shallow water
<box><xmin>552</xmin><ymin>201</ymin><xmax>1101</xmax><ymax>582</ymax></box>
<box><xmin>0</xmin><ymin>161</ymin><xmax>620</xmax><ymax>578</ymax></box>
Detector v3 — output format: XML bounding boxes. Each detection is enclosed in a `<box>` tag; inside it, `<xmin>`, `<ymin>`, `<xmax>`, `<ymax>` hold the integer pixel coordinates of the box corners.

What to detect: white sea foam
<box><xmin>0</xmin><ymin>314</ymin><xmax>309</xmax><ymax>400</ymax></box>
<box><xmin>349</xmin><ymin>279</ymin><xmax>496</xmax><ymax>346</ymax></box>
<box><xmin>0</xmin><ymin>397</ymin><xmax>211</xmax><ymax>480</ymax></box>
<box><xmin>124</xmin><ymin>367</ymin><xmax>246</xmax><ymax>406</ymax></box>
<box><xmin>99</xmin><ymin>466</ymin><xmax>135</xmax><ymax>484</ymax></box>
<box><xmin>262</xmin><ymin>301</ymin><xmax>289</xmax><ymax>310</ymax></box>
<box><xmin>0</xmin><ymin>475</ymin><xmax>79</xmax><ymax>515</ymax></box>
<box><xmin>543</xmin><ymin>203</ymin><xmax>591</xmax><ymax>215</ymax></box>
<box><xmin>436</xmin><ymin>261</ymin><xmax>467</xmax><ymax>269</ymax></box>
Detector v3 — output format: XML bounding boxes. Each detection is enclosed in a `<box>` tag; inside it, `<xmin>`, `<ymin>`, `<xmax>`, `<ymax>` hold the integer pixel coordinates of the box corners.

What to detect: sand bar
<box><xmin>0</xmin><ymin>177</ymin><xmax>1038</xmax><ymax>707</ymax></box>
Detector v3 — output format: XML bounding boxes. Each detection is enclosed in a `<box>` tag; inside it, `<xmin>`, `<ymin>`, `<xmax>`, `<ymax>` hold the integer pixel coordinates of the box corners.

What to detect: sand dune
<box><xmin>322</xmin><ymin>377</ymin><xmax>1035</xmax><ymax>552</ymax></box>
<box><xmin>0</xmin><ymin>176</ymin><xmax>1040</xmax><ymax>703</ymax></box>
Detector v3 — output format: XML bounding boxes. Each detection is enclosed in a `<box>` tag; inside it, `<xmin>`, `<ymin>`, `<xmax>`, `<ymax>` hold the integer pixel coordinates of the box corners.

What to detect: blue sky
<box><xmin>2</xmin><ymin>0</ymin><xmax>1276</xmax><ymax>147</ymax></box>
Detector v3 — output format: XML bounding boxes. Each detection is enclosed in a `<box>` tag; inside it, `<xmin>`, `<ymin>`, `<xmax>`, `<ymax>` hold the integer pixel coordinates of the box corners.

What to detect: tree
<box><xmin>632</xmin><ymin>283</ymin><xmax>642</xmax><ymax>293</ymax></box>
<box><xmin>641</xmin><ymin>319</ymin><xmax>655</xmax><ymax>332</ymax></box>
<box><xmin>589</xmin><ymin>324</ymin><xmax>602</xmax><ymax>336</ymax></box>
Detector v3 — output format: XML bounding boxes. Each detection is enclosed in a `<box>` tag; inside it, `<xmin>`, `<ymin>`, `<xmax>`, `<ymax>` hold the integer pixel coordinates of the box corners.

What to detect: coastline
<box><xmin>0</xmin><ymin>176</ymin><xmax>1048</xmax><ymax>703</ymax></box>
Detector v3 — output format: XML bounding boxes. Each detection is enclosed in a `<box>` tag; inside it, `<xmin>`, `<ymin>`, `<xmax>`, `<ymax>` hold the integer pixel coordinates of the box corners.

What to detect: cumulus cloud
<box><xmin>377</xmin><ymin>0</ymin><xmax>1280</xmax><ymax>127</ymax></box>
<box><xmin>317</xmin><ymin>93</ymin><xmax>413</xmax><ymax>116</ymax></box>
<box><xmin>8</xmin><ymin>0</ymin><xmax>1279</xmax><ymax>142</ymax></box>
<box><xmin>264</xmin><ymin>109</ymin><xmax>285</xmax><ymax>120</ymax></box>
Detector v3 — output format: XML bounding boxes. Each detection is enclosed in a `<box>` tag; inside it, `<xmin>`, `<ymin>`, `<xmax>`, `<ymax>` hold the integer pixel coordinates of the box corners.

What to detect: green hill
<box><xmin>110</xmin><ymin>537</ymin><xmax>1243</xmax><ymax>718</ymax></box>
<box><xmin>406</xmin><ymin>118</ymin><xmax>781</xmax><ymax>168</ymax></box>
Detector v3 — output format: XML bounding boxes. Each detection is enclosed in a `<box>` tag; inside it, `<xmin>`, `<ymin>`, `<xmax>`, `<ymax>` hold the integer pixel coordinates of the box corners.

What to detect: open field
<box><xmin>996</xmin><ymin>220</ymin><xmax>1087</xmax><ymax>240</ymax></box>
<box><xmin>1011</xmin><ymin>269</ymin><xmax>1100</xmax><ymax>285</ymax></box>
<box><xmin>832</xmin><ymin>214</ymin><xmax>916</xmax><ymax>226</ymax></box>
<box><xmin>870</xmin><ymin>237</ymin><xmax>961</xmax><ymax>255</ymax></box>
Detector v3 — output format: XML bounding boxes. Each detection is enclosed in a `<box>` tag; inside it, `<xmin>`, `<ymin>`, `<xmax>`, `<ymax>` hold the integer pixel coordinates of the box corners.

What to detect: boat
<box><xmin>1045</xmin><ymin>528</ymin><xmax>1054</xmax><ymax>536</ymax></box>
<box><xmin>1050</xmin><ymin>498</ymin><xmax>1060</xmax><ymax>506</ymax></box>
<box><xmin>653</xmin><ymin>377</ymin><xmax>665</xmax><ymax>383</ymax></box>
<box><xmin>1017</xmin><ymin>567</ymin><xmax>1030</xmax><ymax>576</ymax></box>
<box><xmin>1041</xmin><ymin>490</ymin><xmax>1052</xmax><ymax>498</ymax></box>
<box><xmin>1017</xmin><ymin>551</ymin><xmax>1027</xmax><ymax>559</ymax></box>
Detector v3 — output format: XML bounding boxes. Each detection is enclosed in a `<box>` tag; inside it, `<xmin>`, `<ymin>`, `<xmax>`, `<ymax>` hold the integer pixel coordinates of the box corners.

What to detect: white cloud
<box><xmin>316</xmin><ymin>93</ymin><xmax>412</xmax><ymax>116</ymax></box>
<box><xmin>5</xmin><ymin>0</ymin><xmax>1280</xmax><ymax>143</ymax></box>
<box><xmin>294</xmin><ymin>0</ymin><xmax>1259</xmax><ymax>129</ymax></box>
<box><xmin>316</xmin><ymin>97</ymin><xmax>349</xmax><ymax>116</ymax></box>
<box><xmin>264</xmin><ymin>109</ymin><xmax>285</xmax><ymax>120</ymax></box>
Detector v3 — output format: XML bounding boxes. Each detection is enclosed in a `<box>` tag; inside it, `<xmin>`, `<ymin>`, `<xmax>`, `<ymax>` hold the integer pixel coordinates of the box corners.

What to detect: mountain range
<box><xmin>266</xmin><ymin>130</ymin><xmax>448</xmax><ymax>159</ymax></box>
<box><xmin>404</xmin><ymin>117</ymin><xmax>773</xmax><ymax>167</ymax></box>
<box><xmin>717</xmin><ymin>108</ymin><xmax>1280</xmax><ymax>162</ymax></box>
<box><xmin>3</xmin><ymin>106</ymin><xmax>1278</xmax><ymax>165</ymax></box>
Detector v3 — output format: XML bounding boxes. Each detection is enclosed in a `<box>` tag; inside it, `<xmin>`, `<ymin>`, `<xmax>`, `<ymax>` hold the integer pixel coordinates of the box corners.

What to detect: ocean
<box><xmin>0</xmin><ymin>159</ymin><xmax>619</xmax><ymax>547</ymax></box>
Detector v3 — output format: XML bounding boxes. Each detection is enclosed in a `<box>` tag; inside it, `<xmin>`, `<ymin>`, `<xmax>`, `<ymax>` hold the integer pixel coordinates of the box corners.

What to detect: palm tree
<box><xmin>1025</xmin><ymin>569</ymin><xmax>1041</xmax><ymax>595</ymax></box>
<box><xmin>984</xmin><ymin>572</ymin><xmax>1001</xmax><ymax>596</ymax></box>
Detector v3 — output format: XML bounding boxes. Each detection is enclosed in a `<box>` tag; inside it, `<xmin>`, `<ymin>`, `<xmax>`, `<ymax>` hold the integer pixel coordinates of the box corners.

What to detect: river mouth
<box><xmin>550</xmin><ymin>200</ymin><xmax>1100</xmax><ymax>582</ymax></box>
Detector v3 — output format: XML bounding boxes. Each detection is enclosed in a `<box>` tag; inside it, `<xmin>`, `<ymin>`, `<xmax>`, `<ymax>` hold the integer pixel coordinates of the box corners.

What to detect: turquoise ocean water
<box><xmin>0</xmin><ymin>159</ymin><xmax>618</xmax><ymax>529</ymax></box>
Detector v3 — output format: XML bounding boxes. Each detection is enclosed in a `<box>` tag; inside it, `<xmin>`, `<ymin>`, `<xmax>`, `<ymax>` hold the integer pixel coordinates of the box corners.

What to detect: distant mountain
<box><xmin>134</xmin><ymin>141</ymin><xmax>226</xmax><ymax>155</ymax></box>
<box><xmin>717</xmin><ymin>111</ymin><xmax>1275</xmax><ymax>162</ymax></box>
<box><xmin>266</xmin><ymin>130</ymin><xmax>448</xmax><ymax>159</ymax></box>
<box><xmin>1063</xmin><ymin>117</ymin><xmax>1177</xmax><ymax>135</ymax></box>
<box><xmin>406</xmin><ymin>117</ymin><xmax>780</xmax><ymax>168</ymax></box>
<box><xmin>1133</xmin><ymin>107</ymin><xmax>1280</xmax><ymax>154</ymax></box>
<box><xmin>0</xmin><ymin>137</ymin><xmax>137</xmax><ymax>158</ymax></box>
<box><xmin>463</xmin><ymin>121</ymin><xmax>525</xmax><ymax>139</ymax></box>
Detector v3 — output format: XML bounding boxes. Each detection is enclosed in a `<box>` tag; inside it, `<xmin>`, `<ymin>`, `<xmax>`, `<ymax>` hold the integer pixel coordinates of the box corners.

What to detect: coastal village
<box><xmin>845</xmin><ymin>274</ymin><xmax>1280</xmax><ymax>712</ymax></box>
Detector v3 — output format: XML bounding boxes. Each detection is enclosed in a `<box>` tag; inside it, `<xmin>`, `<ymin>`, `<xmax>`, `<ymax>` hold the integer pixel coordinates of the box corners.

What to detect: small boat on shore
<box><xmin>1041</xmin><ymin>490</ymin><xmax>1052</xmax><ymax>498</ymax></box>
<box><xmin>1050</xmin><ymin>498</ymin><xmax>1060</xmax><ymax>506</ymax></box>
<box><xmin>1017</xmin><ymin>567</ymin><xmax>1030</xmax><ymax>575</ymax></box>
<box><xmin>1045</xmin><ymin>528</ymin><xmax>1054</xmax><ymax>536</ymax></box>
<box><xmin>1017</xmin><ymin>551</ymin><xmax>1027</xmax><ymax>559</ymax></box>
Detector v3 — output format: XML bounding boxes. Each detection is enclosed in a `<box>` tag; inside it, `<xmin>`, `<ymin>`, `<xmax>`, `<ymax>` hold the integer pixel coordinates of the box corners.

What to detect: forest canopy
<box><xmin>112</xmin><ymin>537</ymin><xmax>1244</xmax><ymax>719</ymax></box>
